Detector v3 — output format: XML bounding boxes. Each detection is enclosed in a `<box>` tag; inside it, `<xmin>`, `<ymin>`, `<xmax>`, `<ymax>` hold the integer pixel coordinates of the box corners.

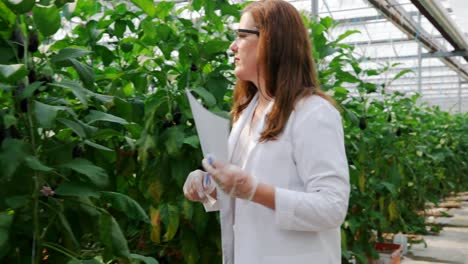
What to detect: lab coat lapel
<box><xmin>227</xmin><ymin>93</ymin><xmax>259</xmax><ymax>163</ymax></box>
<box><xmin>242</xmin><ymin>99</ymin><xmax>275</xmax><ymax>168</ymax></box>
<box><xmin>221</xmin><ymin>93</ymin><xmax>259</xmax><ymax>264</ymax></box>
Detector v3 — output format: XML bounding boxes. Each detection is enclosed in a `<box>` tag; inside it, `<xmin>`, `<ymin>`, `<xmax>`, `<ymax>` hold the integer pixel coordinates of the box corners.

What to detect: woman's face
<box><xmin>230</xmin><ymin>12</ymin><xmax>259</xmax><ymax>83</ymax></box>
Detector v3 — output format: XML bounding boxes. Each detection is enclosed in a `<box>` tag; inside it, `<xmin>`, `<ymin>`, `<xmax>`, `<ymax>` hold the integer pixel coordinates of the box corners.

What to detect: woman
<box><xmin>183</xmin><ymin>0</ymin><xmax>350</xmax><ymax>263</ymax></box>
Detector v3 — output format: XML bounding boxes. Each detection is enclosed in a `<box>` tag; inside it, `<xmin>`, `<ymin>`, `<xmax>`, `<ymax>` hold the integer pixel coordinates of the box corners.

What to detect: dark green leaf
<box><xmin>113</xmin><ymin>20</ymin><xmax>126</xmax><ymax>38</ymax></box>
<box><xmin>94</xmin><ymin>45</ymin><xmax>114</xmax><ymax>66</ymax></box>
<box><xmin>51</xmin><ymin>48</ymin><xmax>92</xmax><ymax>65</ymax></box>
<box><xmin>24</xmin><ymin>155</ymin><xmax>53</xmax><ymax>172</ymax></box>
<box><xmin>130</xmin><ymin>254</ymin><xmax>159</xmax><ymax>264</ymax></box>
<box><xmin>58</xmin><ymin>118</ymin><xmax>87</xmax><ymax>138</ymax></box>
<box><xmin>0</xmin><ymin>64</ymin><xmax>27</xmax><ymax>83</ymax></box>
<box><xmin>99</xmin><ymin>213</ymin><xmax>130</xmax><ymax>259</ymax></box>
<box><xmin>85</xmin><ymin>110</ymin><xmax>129</xmax><ymax>125</ymax></box>
<box><xmin>33</xmin><ymin>101</ymin><xmax>67</xmax><ymax>128</ymax></box>
<box><xmin>69</xmin><ymin>58</ymin><xmax>95</xmax><ymax>88</ymax></box>
<box><xmin>155</xmin><ymin>1</ymin><xmax>174</xmax><ymax>20</ymax></box>
<box><xmin>19</xmin><ymin>82</ymin><xmax>42</xmax><ymax>100</ymax></box>
<box><xmin>55</xmin><ymin>182</ymin><xmax>100</xmax><ymax>198</ymax></box>
<box><xmin>33</xmin><ymin>5</ymin><xmax>61</xmax><ymax>36</ymax></box>
<box><xmin>84</xmin><ymin>140</ymin><xmax>113</xmax><ymax>151</ymax></box>
<box><xmin>5</xmin><ymin>0</ymin><xmax>35</xmax><ymax>14</ymax></box>
<box><xmin>61</xmin><ymin>158</ymin><xmax>108</xmax><ymax>187</ymax></box>
<box><xmin>130</xmin><ymin>0</ymin><xmax>156</xmax><ymax>17</ymax></box>
<box><xmin>100</xmin><ymin>192</ymin><xmax>149</xmax><ymax>223</ymax></box>
<box><xmin>160</xmin><ymin>204</ymin><xmax>179</xmax><ymax>242</ymax></box>
<box><xmin>0</xmin><ymin>139</ymin><xmax>26</xmax><ymax>180</ymax></box>
<box><xmin>50</xmin><ymin>80</ymin><xmax>88</xmax><ymax>107</ymax></box>
<box><xmin>181</xmin><ymin>228</ymin><xmax>199</xmax><ymax>264</ymax></box>
<box><xmin>191</xmin><ymin>87</ymin><xmax>216</xmax><ymax>106</ymax></box>
<box><xmin>0</xmin><ymin>211</ymin><xmax>14</xmax><ymax>258</ymax></box>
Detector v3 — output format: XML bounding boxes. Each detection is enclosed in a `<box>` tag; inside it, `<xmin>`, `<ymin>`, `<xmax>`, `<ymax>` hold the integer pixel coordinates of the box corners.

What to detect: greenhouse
<box><xmin>0</xmin><ymin>0</ymin><xmax>467</xmax><ymax>264</ymax></box>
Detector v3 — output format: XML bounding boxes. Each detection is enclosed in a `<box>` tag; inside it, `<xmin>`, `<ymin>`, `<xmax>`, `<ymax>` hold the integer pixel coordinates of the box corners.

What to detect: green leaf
<box><xmin>19</xmin><ymin>82</ymin><xmax>42</xmax><ymax>100</ymax></box>
<box><xmin>33</xmin><ymin>5</ymin><xmax>61</xmax><ymax>36</ymax></box>
<box><xmin>183</xmin><ymin>135</ymin><xmax>199</xmax><ymax>149</ymax></box>
<box><xmin>0</xmin><ymin>2</ymin><xmax>16</xmax><ymax>28</ymax></box>
<box><xmin>85</xmin><ymin>110</ymin><xmax>129</xmax><ymax>125</ymax></box>
<box><xmin>33</xmin><ymin>101</ymin><xmax>67</xmax><ymax>128</ymax></box>
<box><xmin>5</xmin><ymin>196</ymin><xmax>29</xmax><ymax>209</ymax></box>
<box><xmin>61</xmin><ymin>158</ymin><xmax>108</xmax><ymax>187</ymax></box>
<box><xmin>69</xmin><ymin>58</ymin><xmax>95</xmax><ymax>88</ymax></box>
<box><xmin>163</xmin><ymin>127</ymin><xmax>185</xmax><ymax>157</ymax></box>
<box><xmin>192</xmin><ymin>0</ymin><xmax>204</xmax><ymax>11</ymax></box>
<box><xmin>130</xmin><ymin>0</ymin><xmax>156</xmax><ymax>17</ymax></box>
<box><xmin>51</xmin><ymin>48</ymin><xmax>92</xmax><ymax>65</ymax></box>
<box><xmin>94</xmin><ymin>45</ymin><xmax>114</xmax><ymax>67</ymax></box>
<box><xmin>4</xmin><ymin>0</ymin><xmax>35</xmax><ymax>14</ymax></box>
<box><xmin>181</xmin><ymin>228</ymin><xmax>200</xmax><ymax>264</ymax></box>
<box><xmin>0</xmin><ymin>138</ymin><xmax>26</xmax><ymax>180</ymax></box>
<box><xmin>24</xmin><ymin>155</ymin><xmax>53</xmax><ymax>172</ymax></box>
<box><xmin>84</xmin><ymin>140</ymin><xmax>113</xmax><ymax>151</ymax></box>
<box><xmin>334</xmin><ymin>30</ymin><xmax>360</xmax><ymax>43</ymax></box>
<box><xmin>58</xmin><ymin>118</ymin><xmax>87</xmax><ymax>138</ymax></box>
<box><xmin>0</xmin><ymin>211</ymin><xmax>14</xmax><ymax>258</ymax></box>
<box><xmin>51</xmin><ymin>80</ymin><xmax>88</xmax><ymax>107</ymax></box>
<box><xmin>55</xmin><ymin>182</ymin><xmax>100</xmax><ymax>198</ymax></box>
<box><xmin>203</xmin><ymin>40</ymin><xmax>230</xmax><ymax>56</ymax></box>
<box><xmin>155</xmin><ymin>1</ymin><xmax>174</xmax><ymax>20</ymax></box>
<box><xmin>99</xmin><ymin>213</ymin><xmax>131</xmax><ymax>259</ymax></box>
<box><xmin>191</xmin><ymin>87</ymin><xmax>216</xmax><ymax>106</ymax></box>
<box><xmin>392</xmin><ymin>69</ymin><xmax>414</xmax><ymax>81</ymax></box>
<box><xmin>0</xmin><ymin>64</ymin><xmax>27</xmax><ymax>83</ymax></box>
<box><xmin>100</xmin><ymin>192</ymin><xmax>150</xmax><ymax>223</ymax></box>
<box><xmin>113</xmin><ymin>20</ymin><xmax>126</xmax><ymax>38</ymax></box>
<box><xmin>160</xmin><ymin>204</ymin><xmax>179</xmax><ymax>242</ymax></box>
<box><xmin>130</xmin><ymin>254</ymin><xmax>159</xmax><ymax>264</ymax></box>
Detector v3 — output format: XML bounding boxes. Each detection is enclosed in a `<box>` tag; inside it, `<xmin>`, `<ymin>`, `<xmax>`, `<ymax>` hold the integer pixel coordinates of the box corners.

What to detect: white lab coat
<box><xmin>206</xmin><ymin>93</ymin><xmax>350</xmax><ymax>264</ymax></box>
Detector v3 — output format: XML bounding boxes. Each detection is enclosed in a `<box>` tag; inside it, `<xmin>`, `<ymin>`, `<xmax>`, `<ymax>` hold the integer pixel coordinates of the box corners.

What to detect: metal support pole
<box><xmin>311</xmin><ymin>0</ymin><xmax>319</xmax><ymax>21</ymax></box>
<box><xmin>417</xmin><ymin>12</ymin><xmax>422</xmax><ymax>95</ymax></box>
<box><xmin>458</xmin><ymin>76</ymin><xmax>462</xmax><ymax>112</ymax></box>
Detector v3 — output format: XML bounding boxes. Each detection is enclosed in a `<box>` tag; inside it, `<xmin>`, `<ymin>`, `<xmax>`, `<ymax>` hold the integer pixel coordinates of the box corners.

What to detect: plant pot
<box><xmin>369</xmin><ymin>243</ymin><xmax>402</xmax><ymax>264</ymax></box>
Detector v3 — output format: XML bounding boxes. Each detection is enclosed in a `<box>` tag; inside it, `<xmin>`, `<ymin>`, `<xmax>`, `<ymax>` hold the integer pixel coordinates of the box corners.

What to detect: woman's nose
<box><xmin>230</xmin><ymin>40</ymin><xmax>238</xmax><ymax>53</ymax></box>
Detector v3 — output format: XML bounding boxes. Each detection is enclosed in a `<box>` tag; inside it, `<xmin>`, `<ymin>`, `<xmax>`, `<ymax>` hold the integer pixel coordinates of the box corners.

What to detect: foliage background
<box><xmin>0</xmin><ymin>0</ymin><xmax>467</xmax><ymax>263</ymax></box>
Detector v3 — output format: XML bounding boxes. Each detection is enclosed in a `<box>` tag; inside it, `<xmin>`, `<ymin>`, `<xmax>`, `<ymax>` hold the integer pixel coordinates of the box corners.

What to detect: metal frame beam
<box><xmin>365</xmin><ymin>0</ymin><xmax>468</xmax><ymax>80</ymax></box>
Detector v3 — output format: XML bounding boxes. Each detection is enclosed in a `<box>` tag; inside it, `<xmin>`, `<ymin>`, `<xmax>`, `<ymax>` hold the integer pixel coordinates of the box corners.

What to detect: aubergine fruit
<box><xmin>28</xmin><ymin>32</ymin><xmax>39</xmax><ymax>53</ymax></box>
<box><xmin>359</xmin><ymin>117</ymin><xmax>367</xmax><ymax>130</ymax></box>
<box><xmin>396</xmin><ymin>128</ymin><xmax>402</xmax><ymax>137</ymax></box>
<box><xmin>387</xmin><ymin>114</ymin><xmax>392</xmax><ymax>122</ymax></box>
<box><xmin>12</xmin><ymin>28</ymin><xmax>25</xmax><ymax>59</ymax></box>
<box><xmin>190</xmin><ymin>63</ymin><xmax>198</xmax><ymax>72</ymax></box>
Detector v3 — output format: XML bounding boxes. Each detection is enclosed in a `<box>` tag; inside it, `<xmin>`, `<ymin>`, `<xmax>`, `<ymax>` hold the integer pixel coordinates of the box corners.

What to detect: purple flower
<box><xmin>40</xmin><ymin>186</ymin><xmax>55</xmax><ymax>197</ymax></box>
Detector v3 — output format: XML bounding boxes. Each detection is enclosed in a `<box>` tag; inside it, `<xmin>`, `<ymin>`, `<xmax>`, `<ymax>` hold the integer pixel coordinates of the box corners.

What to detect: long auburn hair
<box><xmin>231</xmin><ymin>0</ymin><xmax>335</xmax><ymax>142</ymax></box>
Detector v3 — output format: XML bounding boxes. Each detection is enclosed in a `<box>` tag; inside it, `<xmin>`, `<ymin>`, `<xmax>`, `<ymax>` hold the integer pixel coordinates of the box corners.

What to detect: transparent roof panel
<box><xmin>285</xmin><ymin>0</ymin><xmax>468</xmax><ymax>112</ymax></box>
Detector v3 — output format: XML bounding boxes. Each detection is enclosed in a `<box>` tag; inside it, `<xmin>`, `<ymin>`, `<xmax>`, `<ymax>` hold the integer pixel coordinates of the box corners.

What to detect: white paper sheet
<box><xmin>185</xmin><ymin>89</ymin><xmax>230</xmax><ymax>211</ymax></box>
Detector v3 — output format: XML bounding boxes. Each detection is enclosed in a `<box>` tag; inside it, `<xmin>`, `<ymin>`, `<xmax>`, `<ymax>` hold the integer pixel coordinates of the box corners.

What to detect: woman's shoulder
<box><xmin>294</xmin><ymin>94</ymin><xmax>340</xmax><ymax>118</ymax></box>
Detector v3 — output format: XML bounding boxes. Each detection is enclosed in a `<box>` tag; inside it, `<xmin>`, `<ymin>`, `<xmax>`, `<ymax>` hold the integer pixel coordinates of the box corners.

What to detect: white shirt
<box><xmin>206</xmin><ymin>93</ymin><xmax>350</xmax><ymax>264</ymax></box>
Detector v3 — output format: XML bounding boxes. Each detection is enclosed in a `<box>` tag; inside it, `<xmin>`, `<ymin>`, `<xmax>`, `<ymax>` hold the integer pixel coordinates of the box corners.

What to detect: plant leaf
<box><xmin>69</xmin><ymin>58</ymin><xmax>95</xmax><ymax>88</ymax></box>
<box><xmin>0</xmin><ymin>64</ymin><xmax>27</xmax><ymax>83</ymax></box>
<box><xmin>24</xmin><ymin>156</ymin><xmax>53</xmax><ymax>172</ymax></box>
<box><xmin>33</xmin><ymin>5</ymin><xmax>61</xmax><ymax>36</ymax></box>
<box><xmin>33</xmin><ymin>101</ymin><xmax>67</xmax><ymax>128</ymax></box>
<box><xmin>55</xmin><ymin>182</ymin><xmax>100</xmax><ymax>198</ymax></box>
<box><xmin>130</xmin><ymin>0</ymin><xmax>156</xmax><ymax>17</ymax></box>
<box><xmin>160</xmin><ymin>204</ymin><xmax>179</xmax><ymax>242</ymax></box>
<box><xmin>0</xmin><ymin>211</ymin><xmax>14</xmax><ymax>258</ymax></box>
<box><xmin>99</xmin><ymin>213</ymin><xmax>131</xmax><ymax>259</ymax></box>
<box><xmin>85</xmin><ymin>110</ymin><xmax>128</xmax><ymax>125</ymax></box>
<box><xmin>51</xmin><ymin>48</ymin><xmax>92</xmax><ymax>65</ymax></box>
<box><xmin>60</xmin><ymin>158</ymin><xmax>108</xmax><ymax>187</ymax></box>
<box><xmin>131</xmin><ymin>254</ymin><xmax>159</xmax><ymax>264</ymax></box>
<box><xmin>100</xmin><ymin>191</ymin><xmax>150</xmax><ymax>223</ymax></box>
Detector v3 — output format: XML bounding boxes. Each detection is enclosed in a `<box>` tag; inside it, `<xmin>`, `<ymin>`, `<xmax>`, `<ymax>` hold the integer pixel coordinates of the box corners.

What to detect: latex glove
<box><xmin>202</xmin><ymin>157</ymin><xmax>258</xmax><ymax>200</ymax></box>
<box><xmin>183</xmin><ymin>169</ymin><xmax>216</xmax><ymax>203</ymax></box>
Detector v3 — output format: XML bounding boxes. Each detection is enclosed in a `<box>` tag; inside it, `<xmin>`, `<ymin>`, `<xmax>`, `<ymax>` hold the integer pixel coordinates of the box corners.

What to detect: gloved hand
<box><xmin>183</xmin><ymin>169</ymin><xmax>216</xmax><ymax>203</ymax></box>
<box><xmin>202</xmin><ymin>157</ymin><xmax>258</xmax><ymax>200</ymax></box>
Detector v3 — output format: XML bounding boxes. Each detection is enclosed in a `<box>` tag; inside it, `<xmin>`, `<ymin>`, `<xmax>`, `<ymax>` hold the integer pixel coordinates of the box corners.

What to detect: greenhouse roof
<box><xmin>287</xmin><ymin>0</ymin><xmax>468</xmax><ymax>112</ymax></box>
